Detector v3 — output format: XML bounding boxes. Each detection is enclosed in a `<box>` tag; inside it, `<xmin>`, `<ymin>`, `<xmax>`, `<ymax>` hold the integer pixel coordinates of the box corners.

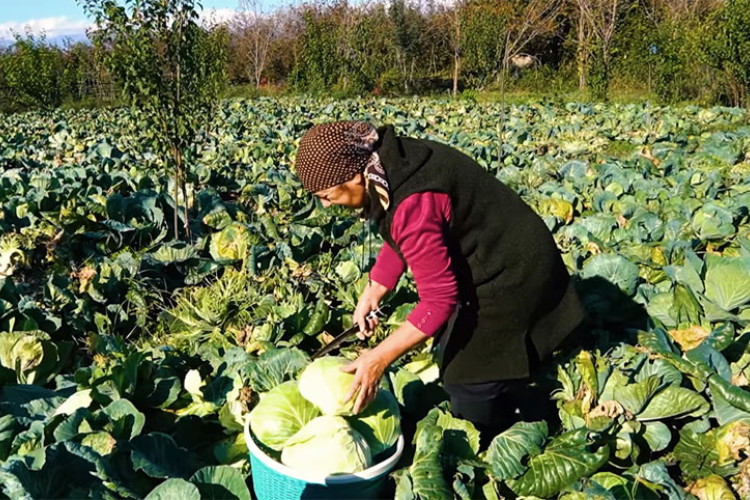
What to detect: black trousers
<box><xmin>443</xmin><ymin>378</ymin><xmax>556</xmax><ymax>448</ymax></box>
<box><xmin>443</xmin><ymin>322</ymin><xmax>592</xmax><ymax>448</ymax></box>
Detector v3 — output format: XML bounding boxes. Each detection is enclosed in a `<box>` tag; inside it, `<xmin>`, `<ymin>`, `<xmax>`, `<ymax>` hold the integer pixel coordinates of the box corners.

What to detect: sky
<box><xmin>0</xmin><ymin>0</ymin><xmax>284</xmax><ymax>43</ymax></box>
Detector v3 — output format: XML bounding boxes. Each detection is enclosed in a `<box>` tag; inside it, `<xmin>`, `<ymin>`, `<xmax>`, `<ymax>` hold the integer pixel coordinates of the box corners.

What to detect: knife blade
<box><xmin>311</xmin><ymin>308</ymin><xmax>384</xmax><ymax>359</ymax></box>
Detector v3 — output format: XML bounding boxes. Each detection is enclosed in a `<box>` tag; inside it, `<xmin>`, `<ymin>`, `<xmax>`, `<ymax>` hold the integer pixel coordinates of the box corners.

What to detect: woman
<box><xmin>294</xmin><ymin>121</ymin><xmax>585</xmax><ymax>438</ymax></box>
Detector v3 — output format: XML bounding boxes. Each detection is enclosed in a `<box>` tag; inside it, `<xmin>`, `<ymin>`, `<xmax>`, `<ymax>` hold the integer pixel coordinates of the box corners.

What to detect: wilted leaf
<box><xmin>685</xmin><ymin>474</ymin><xmax>735</xmax><ymax>500</ymax></box>
<box><xmin>668</xmin><ymin>325</ymin><xmax>710</xmax><ymax>351</ymax></box>
<box><xmin>716</xmin><ymin>420</ymin><xmax>750</xmax><ymax>463</ymax></box>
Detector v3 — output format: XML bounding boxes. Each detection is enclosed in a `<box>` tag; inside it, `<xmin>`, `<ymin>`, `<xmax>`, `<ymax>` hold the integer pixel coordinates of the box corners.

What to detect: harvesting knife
<box><xmin>311</xmin><ymin>307</ymin><xmax>385</xmax><ymax>359</ymax></box>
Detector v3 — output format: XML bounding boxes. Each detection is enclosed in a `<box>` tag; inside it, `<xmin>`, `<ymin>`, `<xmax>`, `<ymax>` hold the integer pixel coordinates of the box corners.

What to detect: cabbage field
<box><xmin>1</xmin><ymin>98</ymin><xmax>750</xmax><ymax>499</ymax></box>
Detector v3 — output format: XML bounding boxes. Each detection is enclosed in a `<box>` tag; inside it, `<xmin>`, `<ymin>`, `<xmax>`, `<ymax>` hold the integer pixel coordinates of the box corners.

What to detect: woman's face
<box><xmin>313</xmin><ymin>173</ymin><xmax>367</xmax><ymax>208</ymax></box>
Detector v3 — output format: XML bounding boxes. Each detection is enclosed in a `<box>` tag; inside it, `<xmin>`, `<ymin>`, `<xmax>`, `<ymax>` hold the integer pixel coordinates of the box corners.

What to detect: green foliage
<box><xmin>292</xmin><ymin>7</ymin><xmax>342</xmax><ymax>93</ymax></box>
<box><xmin>460</xmin><ymin>0</ymin><xmax>508</xmax><ymax>88</ymax></box>
<box><xmin>0</xmin><ymin>34</ymin><xmax>67</xmax><ymax>111</ymax></box>
<box><xmin>80</xmin><ymin>0</ymin><xmax>227</xmax><ymax>239</ymax></box>
<box><xmin>703</xmin><ymin>0</ymin><xmax>750</xmax><ymax>107</ymax></box>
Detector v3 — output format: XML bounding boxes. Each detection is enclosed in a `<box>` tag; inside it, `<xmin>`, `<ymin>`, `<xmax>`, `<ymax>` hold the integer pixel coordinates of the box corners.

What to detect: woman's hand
<box><xmin>341</xmin><ymin>349</ymin><xmax>388</xmax><ymax>414</ymax></box>
<box><xmin>353</xmin><ymin>281</ymin><xmax>390</xmax><ymax>340</ymax></box>
<box><xmin>342</xmin><ymin>319</ymin><xmax>431</xmax><ymax>414</ymax></box>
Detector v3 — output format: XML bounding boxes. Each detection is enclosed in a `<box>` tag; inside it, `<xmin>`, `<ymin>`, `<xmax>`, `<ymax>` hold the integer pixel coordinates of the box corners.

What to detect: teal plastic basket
<box><xmin>244</xmin><ymin>418</ymin><xmax>404</xmax><ymax>500</ymax></box>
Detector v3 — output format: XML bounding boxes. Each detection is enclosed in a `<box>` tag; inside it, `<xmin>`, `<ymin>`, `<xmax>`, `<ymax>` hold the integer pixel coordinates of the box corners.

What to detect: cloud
<box><xmin>0</xmin><ymin>16</ymin><xmax>92</xmax><ymax>41</ymax></box>
<box><xmin>0</xmin><ymin>8</ymin><xmax>250</xmax><ymax>43</ymax></box>
<box><xmin>199</xmin><ymin>8</ymin><xmax>239</xmax><ymax>26</ymax></box>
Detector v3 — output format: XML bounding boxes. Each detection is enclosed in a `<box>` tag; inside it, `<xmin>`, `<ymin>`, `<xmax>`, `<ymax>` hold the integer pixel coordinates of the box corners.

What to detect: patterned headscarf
<box><xmin>295</xmin><ymin>121</ymin><xmax>390</xmax><ymax>210</ymax></box>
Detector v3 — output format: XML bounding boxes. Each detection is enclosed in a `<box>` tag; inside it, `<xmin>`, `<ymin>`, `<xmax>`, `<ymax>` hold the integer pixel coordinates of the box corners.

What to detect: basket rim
<box><xmin>244</xmin><ymin>415</ymin><xmax>405</xmax><ymax>485</ymax></box>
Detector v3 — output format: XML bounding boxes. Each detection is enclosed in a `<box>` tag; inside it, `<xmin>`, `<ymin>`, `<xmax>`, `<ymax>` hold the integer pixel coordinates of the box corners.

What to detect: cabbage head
<box><xmin>281</xmin><ymin>416</ymin><xmax>371</xmax><ymax>476</ymax></box>
<box><xmin>249</xmin><ymin>381</ymin><xmax>319</xmax><ymax>451</ymax></box>
<box><xmin>349</xmin><ymin>390</ymin><xmax>401</xmax><ymax>456</ymax></box>
<box><xmin>298</xmin><ymin>357</ymin><xmax>358</xmax><ymax>416</ymax></box>
<box><xmin>209</xmin><ymin>222</ymin><xmax>254</xmax><ymax>261</ymax></box>
<box><xmin>0</xmin><ymin>331</ymin><xmax>69</xmax><ymax>384</ymax></box>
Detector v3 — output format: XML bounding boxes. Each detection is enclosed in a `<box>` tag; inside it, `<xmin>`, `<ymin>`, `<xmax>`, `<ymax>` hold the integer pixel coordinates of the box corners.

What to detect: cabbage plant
<box><xmin>248</xmin><ymin>381</ymin><xmax>319</xmax><ymax>450</ymax></box>
<box><xmin>298</xmin><ymin>357</ymin><xmax>357</xmax><ymax>416</ymax></box>
<box><xmin>281</xmin><ymin>416</ymin><xmax>371</xmax><ymax>476</ymax></box>
<box><xmin>349</xmin><ymin>390</ymin><xmax>401</xmax><ymax>456</ymax></box>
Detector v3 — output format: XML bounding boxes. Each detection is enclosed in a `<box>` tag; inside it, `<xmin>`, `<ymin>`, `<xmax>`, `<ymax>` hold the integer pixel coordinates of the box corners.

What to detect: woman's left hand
<box><xmin>341</xmin><ymin>349</ymin><xmax>388</xmax><ymax>414</ymax></box>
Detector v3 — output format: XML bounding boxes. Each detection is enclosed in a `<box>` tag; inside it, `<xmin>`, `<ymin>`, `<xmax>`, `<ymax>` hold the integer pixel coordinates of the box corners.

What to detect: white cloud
<box><xmin>199</xmin><ymin>8</ymin><xmax>240</xmax><ymax>26</ymax></box>
<box><xmin>0</xmin><ymin>16</ymin><xmax>92</xmax><ymax>41</ymax></box>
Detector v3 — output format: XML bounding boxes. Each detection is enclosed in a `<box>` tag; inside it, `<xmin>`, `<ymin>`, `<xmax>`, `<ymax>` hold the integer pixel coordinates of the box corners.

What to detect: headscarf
<box><xmin>295</xmin><ymin>121</ymin><xmax>390</xmax><ymax>210</ymax></box>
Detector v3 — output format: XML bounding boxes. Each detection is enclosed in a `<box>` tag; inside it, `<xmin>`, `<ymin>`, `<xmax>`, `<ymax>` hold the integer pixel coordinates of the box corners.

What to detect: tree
<box><xmin>232</xmin><ymin>0</ymin><xmax>279</xmax><ymax>87</ymax></box>
<box><xmin>388</xmin><ymin>0</ymin><xmax>427</xmax><ymax>93</ymax></box>
<box><xmin>80</xmin><ymin>0</ymin><xmax>227</xmax><ymax>240</ymax></box>
<box><xmin>459</xmin><ymin>0</ymin><xmax>509</xmax><ymax>88</ymax></box>
<box><xmin>292</xmin><ymin>3</ymin><xmax>343</xmax><ymax>92</ymax></box>
<box><xmin>338</xmin><ymin>2</ymin><xmax>396</xmax><ymax>93</ymax></box>
<box><xmin>703</xmin><ymin>0</ymin><xmax>750</xmax><ymax>107</ymax></box>
<box><xmin>500</xmin><ymin>0</ymin><xmax>562</xmax><ymax>86</ymax></box>
<box><xmin>428</xmin><ymin>0</ymin><xmax>464</xmax><ymax>97</ymax></box>
<box><xmin>572</xmin><ymin>0</ymin><xmax>628</xmax><ymax>98</ymax></box>
<box><xmin>1</xmin><ymin>32</ymin><xmax>66</xmax><ymax>110</ymax></box>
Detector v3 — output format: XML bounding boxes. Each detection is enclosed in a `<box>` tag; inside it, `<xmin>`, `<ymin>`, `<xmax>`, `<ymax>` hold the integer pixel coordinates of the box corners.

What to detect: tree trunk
<box><xmin>453</xmin><ymin>52</ymin><xmax>460</xmax><ymax>97</ymax></box>
<box><xmin>577</xmin><ymin>2</ymin><xmax>586</xmax><ymax>90</ymax></box>
<box><xmin>173</xmin><ymin>152</ymin><xmax>180</xmax><ymax>240</ymax></box>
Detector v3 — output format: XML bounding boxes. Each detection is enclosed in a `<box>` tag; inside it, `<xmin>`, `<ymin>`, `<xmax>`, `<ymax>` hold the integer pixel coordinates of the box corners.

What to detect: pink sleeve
<box><xmin>369</xmin><ymin>241</ymin><xmax>405</xmax><ymax>290</ymax></box>
<box><xmin>390</xmin><ymin>191</ymin><xmax>459</xmax><ymax>336</ymax></box>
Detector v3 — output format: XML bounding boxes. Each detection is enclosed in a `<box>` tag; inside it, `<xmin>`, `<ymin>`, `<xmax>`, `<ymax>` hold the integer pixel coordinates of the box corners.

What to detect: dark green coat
<box><xmin>366</xmin><ymin>125</ymin><xmax>585</xmax><ymax>384</ymax></box>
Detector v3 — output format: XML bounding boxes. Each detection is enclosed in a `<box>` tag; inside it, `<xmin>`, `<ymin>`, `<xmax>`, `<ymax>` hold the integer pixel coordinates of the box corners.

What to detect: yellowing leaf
<box><xmin>587</xmin><ymin>400</ymin><xmax>624</xmax><ymax>421</ymax></box>
<box><xmin>540</xmin><ymin>198</ymin><xmax>574</xmax><ymax>224</ymax></box>
<box><xmin>585</xmin><ymin>242</ymin><xmax>601</xmax><ymax>255</ymax></box>
<box><xmin>716</xmin><ymin>420</ymin><xmax>750</xmax><ymax>463</ymax></box>
<box><xmin>685</xmin><ymin>474</ymin><xmax>735</xmax><ymax>500</ymax></box>
<box><xmin>668</xmin><ymin>325</ymin><xmax>710</xmax><ymax>351</ymax></box>
<box><xmin>651</xmin><ymin>247</ymin><xmax>667</xmax><ymax>266</ymax></box>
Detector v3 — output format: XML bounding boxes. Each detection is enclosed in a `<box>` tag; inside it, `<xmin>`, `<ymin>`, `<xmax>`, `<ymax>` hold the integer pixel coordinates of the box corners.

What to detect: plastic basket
<box><xmin>244</xmin><ymin>417</ymin><xmax>405</xmax><ymax>500</ymax></box>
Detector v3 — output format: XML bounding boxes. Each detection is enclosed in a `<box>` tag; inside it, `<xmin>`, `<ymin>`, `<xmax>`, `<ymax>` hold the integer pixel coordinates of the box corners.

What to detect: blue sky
<box><xmin>0</xmin><ymin>0</ymin><xmax>284</xmax><ymax>42</ymax></box>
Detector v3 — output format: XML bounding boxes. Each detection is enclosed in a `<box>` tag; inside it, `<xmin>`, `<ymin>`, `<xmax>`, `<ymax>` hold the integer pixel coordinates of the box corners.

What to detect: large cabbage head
<box><xmin>249</xmin><ymin>381</ymin><xmax>320</xmax><ymax>451</ymax></box>
<box><xmin>281</xmin><ymin>416</ymin><xmax>371</xmax><ymax>476</ymax></box>
<box><xmin>298</xmin><ymin>357</ymin><xmax>358</xmax><ymax>416</ymax></box>
<box><xmin>349</xmin><ymin>390</ymin><xmax>401</xmax><ymax>457</ymax></box>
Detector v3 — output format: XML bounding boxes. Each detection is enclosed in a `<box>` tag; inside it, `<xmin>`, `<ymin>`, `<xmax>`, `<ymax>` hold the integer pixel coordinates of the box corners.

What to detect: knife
<box><xmin>311</xmin><ymin>307</ymin><xmax>386</xmax><ymax>359</ymax></box>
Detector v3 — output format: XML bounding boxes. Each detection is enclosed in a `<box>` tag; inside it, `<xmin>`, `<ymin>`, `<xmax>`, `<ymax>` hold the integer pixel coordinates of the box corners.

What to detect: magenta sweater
<box><xmin>369</xmin><ymin>192</ymin><xmax>459</xmax><ymax>336</ymax></box>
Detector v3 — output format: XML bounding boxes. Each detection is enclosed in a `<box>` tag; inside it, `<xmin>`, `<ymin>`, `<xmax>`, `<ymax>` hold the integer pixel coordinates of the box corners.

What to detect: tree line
<box><xmin>1</xmin><ymin>0</ymin><xmax>749</xmax><ymax>113</ymax></box>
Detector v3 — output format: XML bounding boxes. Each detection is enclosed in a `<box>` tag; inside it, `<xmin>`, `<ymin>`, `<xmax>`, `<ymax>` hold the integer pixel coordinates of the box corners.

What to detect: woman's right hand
<box><xmin>353</xmin><ymin>281</ymin><xmax>389</xmax><ymax>340</ymax></box>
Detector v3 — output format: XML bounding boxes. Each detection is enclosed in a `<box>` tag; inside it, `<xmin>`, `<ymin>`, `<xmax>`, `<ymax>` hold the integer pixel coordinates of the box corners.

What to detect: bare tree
<box><xmin>569</xmin><ymin>0</ymin><xmax>593</xmax><ymax>89</ymax></box>
<box><xmin>427</xmin><ymin>0</ymin><xmax>463</xmax><ymax>97</ymax></box>
<box><xmin>571</xmin><ymin>0</ymin><xmax>625</xmax><ymax>92</ymax></box>
<box><xmin>651</xmin><ymin>0</ymin><xmax>720</xmax><ymax>20</ymax></box>
<box><xmin>232</xmin><ymin>0</ymin><xmax>279</xmax><ymax>87</ymax></box>
<box><xmin>501</xmin><ymin>0</ymin><xmax>562</xmax><ymax>82</ymax></box>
